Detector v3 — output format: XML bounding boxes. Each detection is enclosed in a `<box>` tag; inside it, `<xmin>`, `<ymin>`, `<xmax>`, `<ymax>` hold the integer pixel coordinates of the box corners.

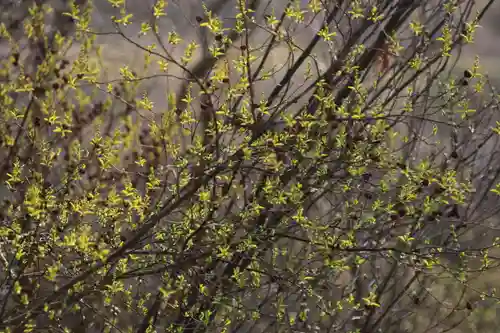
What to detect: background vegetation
<box><xmin>0</xmin><ymin>0</ymin><xmax>500</xmax><ymax>332</ymax></box>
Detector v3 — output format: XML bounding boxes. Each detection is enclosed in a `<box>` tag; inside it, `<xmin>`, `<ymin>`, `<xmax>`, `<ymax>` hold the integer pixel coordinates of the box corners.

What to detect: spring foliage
<box><xmin>0</xmin><ymin>0</ymin><xmax>499</xmax><ymax>332</ymax></box>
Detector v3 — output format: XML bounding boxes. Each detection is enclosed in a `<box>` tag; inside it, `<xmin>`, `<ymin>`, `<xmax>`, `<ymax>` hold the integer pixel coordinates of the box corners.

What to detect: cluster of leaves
<box><xmin>0</xmin><ymin>0</ymin><xmax>500</xmax><ymax>332</ymax></box>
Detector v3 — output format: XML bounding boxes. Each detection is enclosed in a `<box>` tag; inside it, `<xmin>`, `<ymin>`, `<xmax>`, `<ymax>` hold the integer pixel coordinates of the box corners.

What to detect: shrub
<box><xmin>0</xmin><ymin>0</ymin><xmax>499</xmax><ymax>332</ymax></box>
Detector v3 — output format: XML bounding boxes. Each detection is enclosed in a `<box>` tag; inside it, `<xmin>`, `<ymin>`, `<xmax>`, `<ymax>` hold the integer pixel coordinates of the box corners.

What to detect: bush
<box><xmin>0</xmin><ymin>0</ymin><xmax>499</xmax><ymax>332</ymax></box>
